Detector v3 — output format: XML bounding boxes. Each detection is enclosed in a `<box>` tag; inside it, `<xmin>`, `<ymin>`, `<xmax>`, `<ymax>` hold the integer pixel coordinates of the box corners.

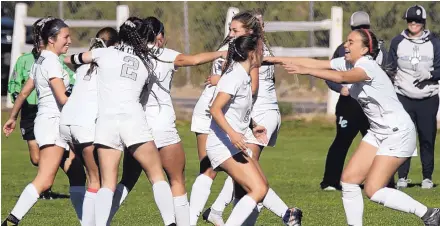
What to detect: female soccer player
<box><xmin>7</xmin><ymin>17</ymin><xmax>77</xmax><ymax>200</ymax></box>
<box><xmin>189</xmin><ymin>11</ymin><xmax>261</xmax><ymax>225</ymax></box>
<box><xmin>60</xmin><ymin>27</ymin><xmax>119</xmax><ymax>226</ymax></box>
<box><xmin>206</xmin><ymin>33</ymin><xmax>273</xmax><ymax>226</ymax></box>
<box><xmin>265</xmin><ymin>29</ymin><xmax>439</xmax><ymax>226</ymax></box>
<box><xmin>2</xmin><ymin>18</ymin><xmax>86</xmax><ymax>226</ymax></box>
<box><xmin>107</xmin><ymin>16</ymin><xmax>226</xmax><ymax>226</ymax></box>
<box><xmin>203</xmin><ymin>10</ymin><xmax>300</xmax><ymax>226</ymax></box>
<box><xmin>389</xmin><ymin>5</ymin><xmax>440</xmax><ymax>190</ymax></box>
<box><xmin>65</xmin><ymin>17</ymin><xmax>178</xmax><ymax>226</ymax></box>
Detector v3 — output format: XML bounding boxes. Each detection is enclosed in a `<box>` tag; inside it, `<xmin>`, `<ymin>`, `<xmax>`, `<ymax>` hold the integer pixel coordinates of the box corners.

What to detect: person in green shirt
<box><xmin>6</xmin><ymin>18</ymin><xmax>76</xmax><ymax>200</ymax></box>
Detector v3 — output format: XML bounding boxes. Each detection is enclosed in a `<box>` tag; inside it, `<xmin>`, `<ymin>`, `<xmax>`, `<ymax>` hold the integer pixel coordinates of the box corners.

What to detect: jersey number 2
<box><xmin>120</xmin><ymin>56</ymin><xmax>139</xmax><ymax>81</ymax></box>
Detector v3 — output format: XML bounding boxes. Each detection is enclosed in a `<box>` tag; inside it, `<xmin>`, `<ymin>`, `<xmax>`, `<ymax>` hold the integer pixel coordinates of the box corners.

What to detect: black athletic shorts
<box><xmin>19</xmin><ymin>103</ymin><xmax>37</xmax><ymax>141</ymax></box>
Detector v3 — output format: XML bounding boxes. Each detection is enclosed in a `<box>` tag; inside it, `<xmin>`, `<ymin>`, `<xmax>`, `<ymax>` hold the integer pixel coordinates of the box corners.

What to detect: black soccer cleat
<box><xmin>1</xmin><ymin>214</ymin><xmax>19</xmax><ymax>226</ymax></box>
<box><xmin>282</xmin><ymin>207</ymin><xmax>303</xmax><ymax>226</ymax></box>
<box><xmin>424</xmin><ymin>208</ymin><xmax>440</xmax><ymax>226</ymax></box>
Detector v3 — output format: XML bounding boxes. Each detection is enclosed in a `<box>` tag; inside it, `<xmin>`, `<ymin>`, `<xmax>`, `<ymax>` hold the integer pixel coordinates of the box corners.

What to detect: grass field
<box><xmin>1</xmin><ymin>114</ymin><xmax>439</xmax><ymax>226</ymax></box>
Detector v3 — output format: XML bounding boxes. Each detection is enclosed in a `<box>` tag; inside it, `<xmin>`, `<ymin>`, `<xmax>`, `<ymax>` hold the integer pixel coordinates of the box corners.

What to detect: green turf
<box><xmin>1</xmin><ymin>114</ymin><xmax>439</xmax><ymax>225</ymax></box>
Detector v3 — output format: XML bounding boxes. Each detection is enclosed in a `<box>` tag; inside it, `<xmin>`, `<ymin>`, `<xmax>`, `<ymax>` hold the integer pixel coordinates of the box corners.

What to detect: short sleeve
<box><xmin>217</xmin><ymin>72</ymin><xmax>240</xmax><ymax>96</ymax></box>
<box><xmin>354</xmin><ymin>57</ymin><xmax>376</xmax><ymax>81</ymax></box>
<box><xmin>330</xmin><ymin>57</ymin><xmax>352</xmax><ymax>71</ymax></box>
<box><xmin>164</xmin><ymin>48</ymin><xmax>181</xmax><ymax>62</ymax></box>
<box><xmin>45</xmin><ymin>59</ymin><xmax>64</xmax><ymax>80</ymax></box>
<box><xmin>91</xmin><ymin>48</ymin><xmax>106</xmax><ymax>62</ymax></box>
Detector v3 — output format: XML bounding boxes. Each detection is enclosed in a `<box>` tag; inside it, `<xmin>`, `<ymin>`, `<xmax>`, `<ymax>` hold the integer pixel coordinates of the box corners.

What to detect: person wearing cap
<box><xmin>388</xmin><ymin>5</ymin><xmax>440</xmax><ymax>190</ymax></box>
<box><xmin>320</xmin><ymin>11</ymin><xmax>391</xmax><ymax>191</ymax></box>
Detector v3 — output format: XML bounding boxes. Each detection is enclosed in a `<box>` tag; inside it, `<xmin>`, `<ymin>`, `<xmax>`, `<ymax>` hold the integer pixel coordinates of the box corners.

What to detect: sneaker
<box><xmin>421</xmin><ymin>179</ymin><xmax>434</xmax><ymax>189</ymax></box>
<box><xmin>323</xmin><ymin>186</ymin><xmax>337</xmax><ymax>191</ymax></box>
<box><xmin>1</xmin><ymin>214</ymin><xmax>19</xmax><ymax>226</ymax></box>
<box><xmin>396</xmin><ymin>178</ymin><xmax>411</xmax><ymax>189</ymax></box>
<box><xmin>282</xmin><ymin>207</ymin><xmax>302</xmax><ymax>226</ymax></box>
<box><xmin>423</xmin><ymin>208</ymin><xmax>440</xmax><ymax>226</ymax></box>
<box><xmin>202</xmin><ymin>208</ymin><xmax>225</xmax><ymax>226</ymax></box>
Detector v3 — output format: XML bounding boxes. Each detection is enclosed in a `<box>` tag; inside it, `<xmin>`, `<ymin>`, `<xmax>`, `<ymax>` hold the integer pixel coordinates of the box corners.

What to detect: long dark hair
<box><xmin>86</xmin><ymin>27</ymin><xmax>119</xmax><ymax>76</ymax></box>
<box><xmin>31</xmin><ymin>17</ymin><xmax>56</xmax><ymax>59</ymax></box>
<box><xmin>355</xmin><ymin>29</ymin><xmax>396</xmax><ymax>82</ymax></box>
<box><xmin>217</xmin><ymin>11</ymin><xmax>263</xmax><ymax>51</ymax></box>
<box><xmin>117</xmin><ymin>17</ymin><xmax>155</xmax><ymax>72</ymax></box>
<box><xmin>221</xmin><ymin>34</ymin><xmax>260</xmax><ymax>76</ymax></box>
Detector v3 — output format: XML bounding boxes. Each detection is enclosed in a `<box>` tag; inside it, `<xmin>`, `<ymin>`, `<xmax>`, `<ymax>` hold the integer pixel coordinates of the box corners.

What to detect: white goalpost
<box><xmin>224</xmin><ymin>7</ymin><xmax>343</xmax><ymax>115</ymax></box>
<box><xmin>6</xmin><ymin>3</ymin><xmax>130</xmax><ymax>108</ymax></box>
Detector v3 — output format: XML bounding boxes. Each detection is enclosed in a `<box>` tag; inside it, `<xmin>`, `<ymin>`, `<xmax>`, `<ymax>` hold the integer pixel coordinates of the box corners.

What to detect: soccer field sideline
<box><xmin>1</xmin><ymin>115</ymin><xmax>439</xmax><ymax>225</ymax></box>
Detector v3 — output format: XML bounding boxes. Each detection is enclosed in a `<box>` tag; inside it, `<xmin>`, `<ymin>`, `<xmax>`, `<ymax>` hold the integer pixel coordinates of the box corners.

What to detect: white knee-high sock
<box><xmin>225</xmin><ymin>195</ymin><xmax>257</xmax><ymax>226</ymax></box>
<box><xmin>82</xmin><ymin>189</ymin><xmax>98</xmax><ymax>226</ymax></box>
<box><xmin>95</xmin><ymin>187</ymin><xmax>114</xmax><ymax>226</ymax></box>
<box><xmin>211</xmin><ymin>176</ymin><xmax>234</xmax><ymax>213</ymax></box>
<box><xmin>242</xmin><ymin>203</ymin><xmax>264</xmax><ymax>226</ymax></box>
<box><xmin>107</xmin><ymin>183</ymin><xmax>129</xmax><ymax>224</ymax></box>
<box><xmin>10</xmin><ymin>183</ymin><xmax>39</xmax><ymax>221</ymax></box>
<box><xmin>262</xmin><ymin>188</ymin><xmax>288</xmax><ymax>218</ymax></box>
<box><xmin>189</xmin><ymin>174</ymin><xmax>213</xmax><ymax>225</ymax></box>
<box><xmin>174</xmin><ymin>194</ymin><xmax>190</xmax><ymax>226</ymax></box>
<box><xmin>153</xmin><ymin>181</ymin><xmax>176</xmax><ymax>225</ymax></box>
<box><xmin>341</xmin><ymin>182</ymin><xmax>364</xmax><ymax>226</ymax></box>
<box><xmin>370</xmin><ymin>187</ymin><xmax>428</xmax><ymax>218</ymax></box>
<box><xmin>70</xmin><ymin>186</ymin><xmax>86</xmax><ymax>221</ymax></box>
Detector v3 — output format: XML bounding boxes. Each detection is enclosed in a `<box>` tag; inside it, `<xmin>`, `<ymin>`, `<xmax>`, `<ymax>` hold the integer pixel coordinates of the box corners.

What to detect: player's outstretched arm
<box><xmin>264</xmin><ymin>56</ymin><xmax>331</xmax><ymax>70</ymax></box>
<box><xmin>174</xmin><ymin>51</ymin><xmax>227</xmax><ymax>67</ymax></box>
<box><xmin>284</xmin><ymin>65</ymin><xmax>370</xmax><ymax>84</ymax></box>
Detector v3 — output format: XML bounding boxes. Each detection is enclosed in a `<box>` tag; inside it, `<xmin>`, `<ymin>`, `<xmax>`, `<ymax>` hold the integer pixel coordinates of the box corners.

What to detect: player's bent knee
<box><xmin>250</xmin><ymin>180</ymin><xmax>268</xmax><ymax>202</ymax></box>
<box><xmin>364</xmin><ymin>182</ymin><xmax>381</xmax><ymax>199</ymax></box>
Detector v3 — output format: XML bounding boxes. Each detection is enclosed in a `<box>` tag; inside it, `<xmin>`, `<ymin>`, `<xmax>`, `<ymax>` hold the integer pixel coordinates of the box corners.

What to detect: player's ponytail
<box><xmin>221</xmin><ymin>34</ymin><xmax>260</xmax><ymax>76</ymax></box>
<box><xmin>31</xmin><ymin>17</ymin><xmax>55</xmax><ymax>59</ymax></box>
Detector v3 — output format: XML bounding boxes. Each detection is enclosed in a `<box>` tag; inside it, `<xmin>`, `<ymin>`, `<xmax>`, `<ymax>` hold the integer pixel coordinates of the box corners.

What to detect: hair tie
<box><xmin>124</xmin><ymin>20</ymin><xmax>136</xmax><ymax>28</ymax></box>
<box><xmin>37</xmin><ymin>17</ymin><xmax>55</xmax><ymax>27</ymax></box>
<box><xmin>90</xmin><ymin>38</ymin><xmax>106</xmax><ymax>48</ymax></box>
<box><xmin>362</xmin><ymin>29</ymin><xmax>373</xmax><ymax>54</ymax></box>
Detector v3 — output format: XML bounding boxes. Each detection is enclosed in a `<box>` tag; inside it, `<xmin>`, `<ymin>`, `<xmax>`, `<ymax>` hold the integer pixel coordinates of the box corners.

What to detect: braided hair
<box><xmin>117</xmin><ymin>17</ymin><xmax>155</xmax><ymax>72</ymax></box>
<box><xmin>86</xmin><ymin>27</ymin><xmax>119</xmax><ymax>77</ymax></box>
<box><xmin>221</xmin><ymin>34</ymin><xmax>261</xmax><ymax>76</ymax></box>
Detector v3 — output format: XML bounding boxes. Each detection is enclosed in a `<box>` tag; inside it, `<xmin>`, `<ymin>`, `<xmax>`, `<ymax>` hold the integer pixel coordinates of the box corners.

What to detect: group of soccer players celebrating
<box><xmin>2</xmin><ymin>7</ymin><xmax>440</xmax><ymax>226</ymax></box>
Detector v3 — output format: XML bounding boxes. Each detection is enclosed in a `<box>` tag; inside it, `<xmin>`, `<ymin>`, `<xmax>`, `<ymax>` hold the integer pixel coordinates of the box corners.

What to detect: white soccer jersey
<box><xmin>30</xmin><ymin>50</ymin><xmax>70</xmax><ymax>115</ymax></box>
<box><xmin>143</xmin><ymin>48</ymin><xmax>180</xmax><ymax>112</ymax></box>
<box><xmin>91</xmin><ymin>46</ymin><xmax>150</xmax><ymax>116</ymax></box>
<box><xmin>193</xmin><ymin>44</ymin><xmax>229</xmax><ymax>113</ymax></box>
<box><xmin>330</xmin><ymin>56</ymin><xmax>414</xmax><ymax>134</ymax></box>
<box><xmin>210</xmin><ymin>62</ymin><xmax>252</xmax><ymax>134</ymax></box>
<box><xmin>253</xmin><ymin>44</ymin><xmax>278</xmax><ymax>111</ymax></box>
<box><xmin>60</xmin><ymin>64</ymin><xmax>98</xmax><ymax>127</ymax></box>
